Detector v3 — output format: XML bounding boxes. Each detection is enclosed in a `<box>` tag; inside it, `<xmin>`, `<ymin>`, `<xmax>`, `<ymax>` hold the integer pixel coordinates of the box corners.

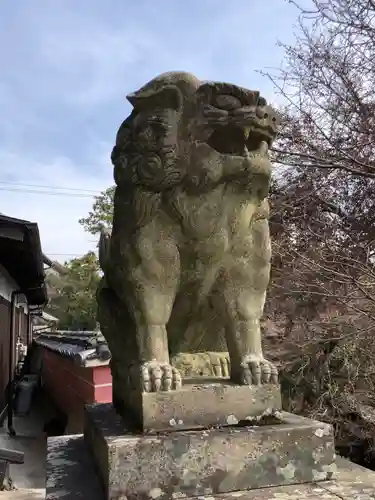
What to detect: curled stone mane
<box><xmin>110</xmin><ymin>72</ymin><xmax>203</xmax><ymax>231</ymax></box>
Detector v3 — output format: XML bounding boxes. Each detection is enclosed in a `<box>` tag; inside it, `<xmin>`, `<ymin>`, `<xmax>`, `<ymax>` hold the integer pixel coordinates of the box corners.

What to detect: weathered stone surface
<box><xmin>45</xmin><ymin>434</ymin><xmax>375</xmax><ymax>500</ymax></box>
<box><xmin>223</xmin><ymin>485</ymin><xmax>339</xmax><ymax>499</ymax></box>
<box><xmin>320</xmin><ymin>458</ymin><xmax>375</xmax><ymax>498</ymax></box>
<box><xmin>110</xmin><ymin>378</ymin><xmax>281</xmax><ymax>432</ymax></box>
<box><xmin>97</xmin><ymin>71</ymin><xmax>281</xmax><ymax>410</ymax></box>
<box><xmin>84</xmin><ymin>404</ymin><xmax>336</xmax><ymax>500</ymax></box>
<box><xmin>322</xmin><ymin>481</ymin><xmax>375</xmax><ymax>499</ymax></box>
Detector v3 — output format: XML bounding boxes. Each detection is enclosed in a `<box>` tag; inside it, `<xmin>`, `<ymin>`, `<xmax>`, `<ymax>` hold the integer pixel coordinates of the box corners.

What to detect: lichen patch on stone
<box><xmin>314</xmin><ymin>425</ymin><xmax>331</xmax><ymax>438</ymax></box>
<box><xmin>312</xmin><ymin>469</ymin><xmax>327</xmax><ymax>481</ymax></box>
<box><xmin>149</xmin><ymin>487</ymin><xmax>163</xmax><ymax>498</ymax></box>
<box><xmin>172</xmin><ymin>492</ymin><xmax>187</xmax><ymax>498</ymax></box>
<box><xmin>276</xmin><ymin>462</ymin><xmax>296</xmax><ymax>480</ymax></box>
<box><xmin>226</xmin><ymin>414</ymin><xmax>239</xmax><ymax>425</ymax></box>
<box><xmin>314</xmin><ymin>428</ymin><xmax>325</xmax><ymax>438</ymax></box>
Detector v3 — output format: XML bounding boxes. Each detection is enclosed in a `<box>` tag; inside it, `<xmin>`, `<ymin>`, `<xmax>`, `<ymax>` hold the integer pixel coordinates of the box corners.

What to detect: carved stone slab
<box><xmin>117</xmin><ymin>377</ymin><xmax>282</xmax><ymax>431</ymax></box>
<box><xmin>84</xmin><ymin>404</ymin><xmax>336</xmax><ymax>500</ymax></box>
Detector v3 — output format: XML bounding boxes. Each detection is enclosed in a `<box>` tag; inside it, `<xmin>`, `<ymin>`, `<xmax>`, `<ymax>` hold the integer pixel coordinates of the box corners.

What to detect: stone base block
<box><xmin>116</xmin><ymin>377</ymin><xmax>282</xmax><ymax>431</ymax></box>
<box><xmin>84</xmin><ymin>403</ymin><xmax>336</xmax><ymax>500</ymax></box>
<box><xmin>45</xmin><ymin>435</ymin><xmax>375</xmax><ymax>500</ymax></box>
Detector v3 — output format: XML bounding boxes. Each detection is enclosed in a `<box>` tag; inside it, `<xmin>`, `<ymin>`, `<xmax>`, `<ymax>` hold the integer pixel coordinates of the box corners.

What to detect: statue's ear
<box><xmin>126</xmin><ymin>84</ymin><xmax>183</xmax><ymax>112</ymax></box>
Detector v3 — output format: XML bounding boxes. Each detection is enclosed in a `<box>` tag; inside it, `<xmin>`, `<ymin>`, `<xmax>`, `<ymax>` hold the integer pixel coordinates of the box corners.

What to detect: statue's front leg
<box><xmin>222</xmin><ymin>218</ymin><xmax>278</xmax><ymax>385</ymax></box>
<box><xmin>134</xmin><ymin>306</ymin><xmax>182</xmax><ymax>392</ymax></box>
<box><xmin>225</xmin><ymin>313</ymin><xmax>278</xmax><ymax>386</ymax></box>
<box><xmin>119</xmin><ymin>221</ymin><xmax>182</xmax><ymax>393</ymax></box>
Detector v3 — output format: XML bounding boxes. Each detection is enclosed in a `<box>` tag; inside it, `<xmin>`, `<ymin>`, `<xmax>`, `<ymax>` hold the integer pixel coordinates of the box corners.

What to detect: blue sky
<box><xmin>0</xmin><ymin>0</ymin><xmax>304</xmax><ymax>261</ymax></box>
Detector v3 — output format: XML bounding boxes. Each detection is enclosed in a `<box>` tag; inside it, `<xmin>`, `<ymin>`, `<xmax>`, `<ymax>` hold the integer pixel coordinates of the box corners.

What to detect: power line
<box><xmin>0</xmin><ymin>182</ymin><xmax>105</xmax><ymax>256</ymax></box>
<box><xmin>0</xmin><ymin>180</ymin><xmax>102</xmax><ymax>194</ymax></box>
<box><xmin>0</xmin><ymin>187</ymin><xmax>95</xmax><ymax>198</ymax></box>
<box><xmin>47</xmin><ymin>253</ymin><xmax>92</xmax><ymax>257</ymax></box>
<box><xmin>47</xmin><ymin>252</ymin><xmax>99</xmax><ymax>258</ymax></box>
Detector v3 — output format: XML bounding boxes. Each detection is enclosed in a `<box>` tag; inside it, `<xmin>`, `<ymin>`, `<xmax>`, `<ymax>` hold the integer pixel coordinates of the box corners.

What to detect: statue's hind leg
<box><xmin>221</xmin><ymin>217</ymin><xmax>278</xmax><ymax>385</ymax></box>
<box><xmin>110</xmin><ymin>218</ymin><xmax>182</xmax><ymax>393</ymax></box>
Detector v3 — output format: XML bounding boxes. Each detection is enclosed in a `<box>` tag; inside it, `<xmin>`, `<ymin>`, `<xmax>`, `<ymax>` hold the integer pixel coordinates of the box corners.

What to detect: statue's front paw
<box><xmin>141</xmin><ymin>361</ymin><xmax>182</xmax><ymax>392</ymax></box>
<box><xmin>238</xmin><ymin>355</ymin><xmax>278</xmax><ymax>385</ymax></box>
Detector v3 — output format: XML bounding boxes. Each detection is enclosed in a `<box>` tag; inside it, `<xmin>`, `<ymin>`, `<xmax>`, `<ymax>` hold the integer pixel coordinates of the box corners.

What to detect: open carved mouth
<box><xmin>207</xmin><ymin>125</ymin><xmax>272</xmax><ymax>156</ymax></box>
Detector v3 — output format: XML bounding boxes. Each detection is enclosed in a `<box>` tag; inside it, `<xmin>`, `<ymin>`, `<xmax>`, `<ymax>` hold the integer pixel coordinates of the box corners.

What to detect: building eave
<box><xmin>0</xmin><ymin>214</ymin><xmax>48</xmax><ymax>306</ymax></box>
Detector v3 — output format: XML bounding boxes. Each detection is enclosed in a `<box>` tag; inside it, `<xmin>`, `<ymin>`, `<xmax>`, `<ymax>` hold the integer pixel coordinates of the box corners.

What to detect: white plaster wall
<box><xmin>0</xmin><ymin>264</ymin><xmax>27</xmax><ymax>311</ymax></box>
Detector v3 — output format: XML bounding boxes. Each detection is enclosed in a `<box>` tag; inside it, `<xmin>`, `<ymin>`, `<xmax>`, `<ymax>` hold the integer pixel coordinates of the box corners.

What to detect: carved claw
<box><xmin>220</xmin><ymin>355</ymin><xmax>230</xmax><ymax>377</ymax></box>
<box><xmin>239</xmin><ymin>356</ymin><xmax>278</xmax><ymax>386</ymax></box>
<box><xmin>211</xmin><ymin>353</ymin><xmax>231</xmax><ymax>377</ymax></box>
<box><xmin>141</xmin><ymin>361</ymin><xmax>182</xmax><ymax>392</ymax></box>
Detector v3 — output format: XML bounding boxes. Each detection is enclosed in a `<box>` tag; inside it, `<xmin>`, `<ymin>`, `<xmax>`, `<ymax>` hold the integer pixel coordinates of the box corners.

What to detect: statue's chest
<box><xmin>165</xmin><ymin>185</ymin><xmax>259</xmax><ymax>240</ymax></box>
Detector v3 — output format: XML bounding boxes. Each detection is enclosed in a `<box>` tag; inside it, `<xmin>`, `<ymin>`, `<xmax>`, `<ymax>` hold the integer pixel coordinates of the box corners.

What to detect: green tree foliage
<box><xmin>78</xmin><ymin>186</ymin><xmax>115</xmax><ymax>235</ymax></box>
<box><xmin>46</xmin><ymin>251</ymin><xmax>101</xmax><ymax>331</ymax></box>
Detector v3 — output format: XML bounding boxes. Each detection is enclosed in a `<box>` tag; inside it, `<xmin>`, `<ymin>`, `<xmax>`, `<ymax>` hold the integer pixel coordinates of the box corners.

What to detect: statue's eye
<box><xmin>258</xmin><ymin>97</ymin><xmax>267</xmax><ymax>106</ymax></box>
<box><xmin>213</xmin><ymin>94</ymin><xmax>241</xmax><ymax>110</ymax></box>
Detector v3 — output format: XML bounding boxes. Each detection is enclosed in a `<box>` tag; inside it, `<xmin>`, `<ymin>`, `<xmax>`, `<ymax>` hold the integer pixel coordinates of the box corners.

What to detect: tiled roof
<box><xmin>34</xmin><ymin>330</ymin><xmax>111</xmax><ymax>367</ymax></box>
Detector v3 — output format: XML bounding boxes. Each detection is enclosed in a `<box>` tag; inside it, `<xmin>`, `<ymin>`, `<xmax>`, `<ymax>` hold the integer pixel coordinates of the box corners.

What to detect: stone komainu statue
<box><xmin>98</xmin><ymin>71</ymin><xmax>279</xmax><ymax>398</ymax></box>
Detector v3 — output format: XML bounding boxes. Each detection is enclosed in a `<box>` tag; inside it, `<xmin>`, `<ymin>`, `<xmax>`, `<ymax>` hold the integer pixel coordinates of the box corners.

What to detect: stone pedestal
<box><xmin>84</xmin><ymin>382</ymin><xmax>336</xmax><ymax>500</ymax></box>
<box><xmin>118</xmin><ymin>377</ymin><xmax>282</xmax><ymax>432</ymax></box>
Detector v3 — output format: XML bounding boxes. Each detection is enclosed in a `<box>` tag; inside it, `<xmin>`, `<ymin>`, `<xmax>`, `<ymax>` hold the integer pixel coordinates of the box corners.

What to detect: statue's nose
<box><xmin>231</xmin><ymin>106</ymin><xmax>257</xmax><ymax>117</ymax></box>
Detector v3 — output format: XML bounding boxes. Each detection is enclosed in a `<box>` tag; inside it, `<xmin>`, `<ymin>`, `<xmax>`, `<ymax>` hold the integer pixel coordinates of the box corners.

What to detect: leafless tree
<box><xmin>263</xmin><ymin>1</ymin><xmax>375</xmax><ymax>463</ymax></box>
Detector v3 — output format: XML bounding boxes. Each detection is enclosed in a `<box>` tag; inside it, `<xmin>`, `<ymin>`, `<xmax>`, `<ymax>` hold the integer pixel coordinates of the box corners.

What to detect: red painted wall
<box><xmin>41</xmin><ymin>348</ymin><xmax>112</xmax><ymax>431</ymax></box>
